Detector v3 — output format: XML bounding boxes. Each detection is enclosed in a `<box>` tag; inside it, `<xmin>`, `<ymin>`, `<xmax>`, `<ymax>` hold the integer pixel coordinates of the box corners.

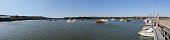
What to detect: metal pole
<box><xmin>156</xmin><ymin>13</ymin><xmax>159</xmax><ymax>27</ymax></box>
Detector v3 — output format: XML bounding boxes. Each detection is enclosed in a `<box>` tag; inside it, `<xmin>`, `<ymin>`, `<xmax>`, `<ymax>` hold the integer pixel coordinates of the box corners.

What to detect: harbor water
<box><xmin>0</xmin><ymin>20</ymin><xmax>152</xmax><ymax>40</ymax></box>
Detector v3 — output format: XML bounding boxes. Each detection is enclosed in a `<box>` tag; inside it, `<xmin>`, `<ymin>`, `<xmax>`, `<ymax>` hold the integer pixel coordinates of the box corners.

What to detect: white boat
<box><xmin>66</xmin><ymin>19</ymin><xmax>77</xmax><ymax>23</ymax></box>
<box><xmin>142</xmin><ymin>26</ymin><xmax>151</xmax><ymax>30</ymax></box>
<box><xmin>120</xmin><ymin>19</ymin><xmax>124</xmax><ymax>21</ymax></box>
<box><xmin>146</xmin><ymin>28</ymin><xmax>153</xmax><ymax>32</ymax></box>
<box><xmin>144</xmin><ymin>18</ymin><xmax>153</xmax><ymax>23</ymax></box>
<box><xmin>110</xmin><ymin>19</ymin><xmax>115</xmax><ymax>20</ymax></box>
<box><xmin>138</xmin><ymin>18</ymin><xmax>154</xmax><ymax>36</ymax></box>
<box><xmin>124</xmin><ymin>19</ymin><xmax>130</xmax><ymax>22</ymax></box>
<box><xmin>99</xmin><ymin>19</ymin><xmax>109</xmax><ymax>21</ymax></box>
<box><xmin>144</xmin><ymin>19</ymin><xmax>148</xmax><ymax>23</ymax></box>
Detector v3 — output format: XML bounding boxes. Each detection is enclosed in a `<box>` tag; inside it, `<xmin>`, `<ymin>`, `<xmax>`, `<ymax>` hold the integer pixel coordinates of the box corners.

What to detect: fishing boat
<box><xmin>138</xmin><ymin>18</ymin><xmax>154</xmax><ymax>36</ymax></box>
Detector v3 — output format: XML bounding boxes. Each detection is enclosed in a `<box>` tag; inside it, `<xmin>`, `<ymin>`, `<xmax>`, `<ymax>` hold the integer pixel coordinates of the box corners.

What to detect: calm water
<box><xmin>0</xmin><ymin>20</ymin><xmax>151</xmax><ymax>40</ymax></box>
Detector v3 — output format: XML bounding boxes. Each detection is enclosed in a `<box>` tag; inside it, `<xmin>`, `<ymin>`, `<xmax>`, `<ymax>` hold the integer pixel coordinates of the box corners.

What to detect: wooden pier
<box><xmin>155</xmin><ymin>20</ymin><xmax>170</xmax><ymax>40</ymax></box>
<box><xmin>159</xmin><ymin>20</ymin><xmax>170</xmax><ymax>29</ymax></box>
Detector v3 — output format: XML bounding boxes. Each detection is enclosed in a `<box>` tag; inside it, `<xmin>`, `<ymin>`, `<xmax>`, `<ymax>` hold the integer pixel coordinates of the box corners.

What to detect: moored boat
<box><xmin>120</xmin><ymin>19</ymin><xmax>124</xmax><ymax>21</ymax></box>
<box><xmin>67</xmin><ymin>19</ymin><xmax>77</xmax><ymax>23</ymax></box>
<box><xmin>96</xmin><ymin>20</ymin><xmax>105</xmax><ymax>24</ymax></box>
<box><xmin>99</xmin><ymin>19</ymin><xmax>109</xmax><ymax>21</ymax></box>
<box><xmin>110</xmin><ymin>19</ymin><xmax>115</xmax><ymax>20</ymax></box>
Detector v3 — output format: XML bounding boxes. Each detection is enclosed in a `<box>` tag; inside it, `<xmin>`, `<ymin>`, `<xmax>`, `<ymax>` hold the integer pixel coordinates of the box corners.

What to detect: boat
<box><xmin>146</xmin><ymin>28</ymin><xmax>153</xmax><ymax>32</ymax></box>
<box><xmin>120</xmin><ymin>19</ymin><xmax>124</xmax><ymax>21</ymax></box>
<box><xmin>144</xmin><ymin>18</ymin><xmax>152</xmax><ymax>23</ymax></box>
<box><xmin>110</xmin><ymin>19</ymin><xmax>115</xmax><ymax>20</ymax></box>
<box><xmin>124</xmin><ymin>19</ymin><xmax>130</xmax><ymax>22</ymax></box>
<box><xmin>138</xmin><ymin>27</ymin><xmax>154</xmax><ymax>36</ymax></box>
<box><xmin>66</xmin><ymin>19</ymin><xmax>77</xmax><ymax>23</ymax></box>
<box><xmin>99</xmin><ymin>19</ymin><xmax>109</xmax><ymax>21</ymax></box>
<box><xmin>48</xmin><ymin>20</ymin><xmax>52</xmax><ymax>21</ymax></box>
<box><xmin>138</xmin><ymin>18</ymin><xmax>154</xmax><ymax>36</ymax></box>
<box><xmin>96</xmin><ymin>20</ymin><xmax>105</xmax><ymax>24</ymax></box>
<box><xmin>54</xmin><ymin>20</ymin><xmax>58</xmax><ymax>21</ymax></box>
<box><xmin>47</xmin><ymin>19</ymin><xmax>57</xmax><ymax>21</ymax></box>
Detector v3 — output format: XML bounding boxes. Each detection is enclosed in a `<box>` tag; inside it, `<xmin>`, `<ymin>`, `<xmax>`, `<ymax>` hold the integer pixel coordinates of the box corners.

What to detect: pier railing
<box><xmin>154</xmin><ymin>26</ymin><xmax>165</xmax><ymax>40</ymax></box>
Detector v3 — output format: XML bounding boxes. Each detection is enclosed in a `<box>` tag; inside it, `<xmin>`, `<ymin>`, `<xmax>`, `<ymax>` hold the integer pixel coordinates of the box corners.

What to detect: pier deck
<box><xmin>156</xmin><ymin>20</ymin><xmax>170</xmax><ymax>40</ymax></box>
<box><xmin>159</xmin><ymin>20</ymin><xmax>170</xmax><ymax>29</ymax></box>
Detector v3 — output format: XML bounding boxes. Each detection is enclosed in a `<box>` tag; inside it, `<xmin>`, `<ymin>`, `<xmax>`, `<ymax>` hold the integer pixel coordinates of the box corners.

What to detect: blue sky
<box><xmin>0</xmin><ymin>0</ymin><xmax>170</xmax><ymax>18</ymax></box>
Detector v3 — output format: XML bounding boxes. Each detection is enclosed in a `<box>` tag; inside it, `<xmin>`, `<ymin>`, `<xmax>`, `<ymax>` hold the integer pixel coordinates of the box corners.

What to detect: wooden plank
<box><xmin>159</xmin><ymin>20</ymin><xmax>170</xmax><ymax>29</ymax></box>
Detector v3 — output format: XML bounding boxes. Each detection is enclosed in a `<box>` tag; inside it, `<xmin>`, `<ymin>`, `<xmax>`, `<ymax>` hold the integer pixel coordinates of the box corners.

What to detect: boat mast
<box><xmin>156</xmin><ymin>13</ymin><xmax>159</xmax><ymax>27</ymax></box>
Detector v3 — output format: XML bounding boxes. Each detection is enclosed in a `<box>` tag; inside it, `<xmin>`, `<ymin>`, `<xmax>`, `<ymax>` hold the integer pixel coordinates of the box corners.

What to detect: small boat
<box><xmin>96</xmin><ymin>20</ymin><xmax>105</xmax><ymax>24</ymax></box>
<box><xmin>120</xmin><ymin>19</ymin><xmax>124</xmax><ymax>21</ymax></box>
<box><xmin>99</xmin><ymin>19</ymin><xmax>109</xmax><ymax>21</ymax></box>
<box><xmin>54</xmin><ymin>20</ymin><xmax>58</xmax><ymax>21</ymax></box>
<box><xmin>48</xmin><ymin>20</ymin><xmax>52</xmax><ymax>21</ymax></box>
<box><xmin>67</xmin><ymin>19</ymin><xmax>77</xmax><ymax>23</ymax></box>
<box><xmin>110</xmin><ymin>19</ymin><xmax>115</xmax><ymax>20</ymax></box>
<box><xmin>124</xmin><ymin>19</ymin><xmax>130</xmax><ymax>22</ymax></box>
<box><xmin>47</xmin><ymin>19</ymin><xmax>57</xmax><ymax>21</ymax></box>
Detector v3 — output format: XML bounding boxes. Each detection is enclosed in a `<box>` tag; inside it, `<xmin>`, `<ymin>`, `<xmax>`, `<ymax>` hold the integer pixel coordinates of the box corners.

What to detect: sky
<box><xmin>0</xmin><ymin>0</ymin><xmax>170</xmax><ymax>18</ymax></box>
